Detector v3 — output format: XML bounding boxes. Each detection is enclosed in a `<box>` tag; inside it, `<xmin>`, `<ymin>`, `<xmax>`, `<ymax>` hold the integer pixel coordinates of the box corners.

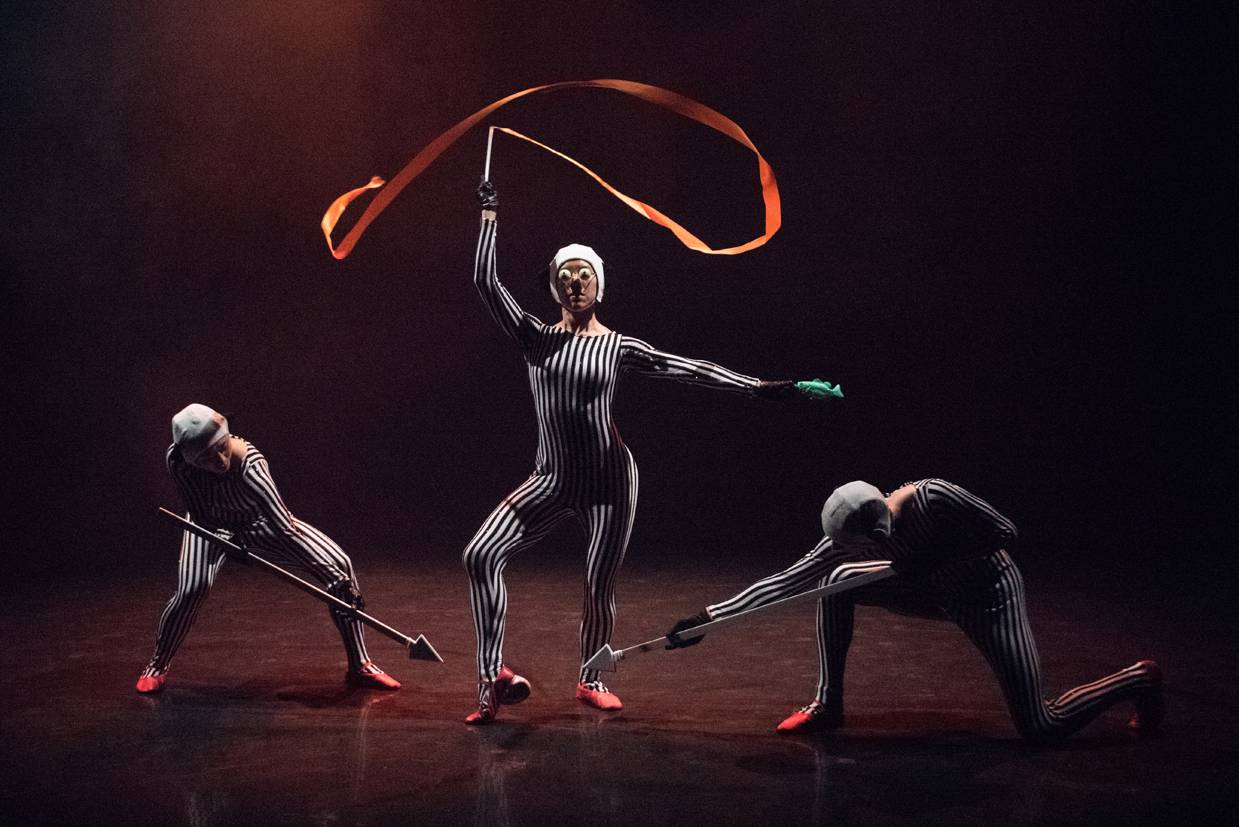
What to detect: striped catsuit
<box><xmin>707</xmin><ymin>479</ymin><xmax>1159</xmax><ymax>741</ymax></box>
<box><xmin>141</xmin><ymin>442</ymin><xmax>374</xmax><ymax>677</ymax></box>
<box><xmin>465</xmin><ymin>216</ymin><xmax>762</xmax><ymax>685</ymax></box>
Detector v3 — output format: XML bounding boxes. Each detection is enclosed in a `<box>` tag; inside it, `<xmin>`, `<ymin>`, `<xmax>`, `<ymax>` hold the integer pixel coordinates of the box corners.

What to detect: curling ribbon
<box><xmin>321</xmin><ymin>79</ymin><xmax>780</xmax><ymax>259</ymax></box>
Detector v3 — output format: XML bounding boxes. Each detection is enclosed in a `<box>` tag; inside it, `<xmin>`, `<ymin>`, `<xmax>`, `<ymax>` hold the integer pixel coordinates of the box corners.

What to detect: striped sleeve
<box><xmin>165</xmin><ymin>444</ymin><xmax>184</xmax><ymax>484</ymax></box>
<box><xmin>242</xmin><ymin>454</ymin><xmax>302</xmax><ymax>539</ymax></box>
<box><xmin>706</xmin><ymin>536</ymin><xmax>892</xmax><ymax>619</ymax></box>
<box><xmin>618</xmin><ymin>336</ymin><xmax>761</xmax><ymax>395</ymax></box>
<box><xmin>167</xmin><ymin>443</ymin><xmax>198</xmax><ymax>513</ymax></box>
<box><xmin>921</xmin><ymin>479</ymin><xmax>1018</xmax><ymax>553</ymax></box>
<box><xmin>706</xmin><ymin>536</ymin><xmax>844</xmax><ymax>618</ymax></box>
<box><xmin>474</xmin><ymin>217</ymin><xmax>541</xmax><ymax>345</ymax></box>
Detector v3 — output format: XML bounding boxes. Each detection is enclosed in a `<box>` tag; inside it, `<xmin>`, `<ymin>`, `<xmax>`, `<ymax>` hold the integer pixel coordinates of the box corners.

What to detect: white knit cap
<box><xmin>820</xmin><ymin>481</ymin><xmax>891</xmax><ymax>541</ymax></box>
<box><xmin>549</xmin><ymin>243</ymin><xmax>605</xmax><ymax>303</ymax></box>
<box><xmin>171</xmin><ymin>403</ymin><xmax>229</xmax><ymax>459</ymax></box>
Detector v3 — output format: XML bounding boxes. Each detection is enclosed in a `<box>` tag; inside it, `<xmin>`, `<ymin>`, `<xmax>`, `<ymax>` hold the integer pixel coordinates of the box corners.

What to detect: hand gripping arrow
<box><xmin>584</xmin><ymin>564</ymin><xmax>895</xmax><ymax>673</ymax></box>
<box><xmin>158</xmin><ymin>508</ymin><xmax>442</xmax><ymax>663</ymax></box>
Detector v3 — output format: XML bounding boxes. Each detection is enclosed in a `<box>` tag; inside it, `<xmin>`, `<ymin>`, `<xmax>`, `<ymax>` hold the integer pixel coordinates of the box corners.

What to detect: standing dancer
<box><xmin>136</xmin><ymin>404</ymin><xmax>399</xmax><ymax>693</ymax></box>
<box><xmin>463</xmin><ymin>180</ymin><xmax>832</xmax><ymax>723</ymax></box>
<box><xmin>666</xmin><ymin>479</ymin><xmax>1164</xmax><ymax>742</ymax></box>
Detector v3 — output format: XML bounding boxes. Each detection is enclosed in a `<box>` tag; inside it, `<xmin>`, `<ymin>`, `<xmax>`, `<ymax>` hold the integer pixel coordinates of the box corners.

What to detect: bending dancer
<box><xmin>136</xmin><ymin>404</ymin><xmax>399</xmax><ymax>693</ymax></box>
<box><xmin>463</xmin><ymin>180</ymin><xmax>831</xmax><ymax>723</ymax></box>
<box><xmin>666</xmin><ymin>479</ymin><xmax>1164</xmax><ymax>742</ymax></box>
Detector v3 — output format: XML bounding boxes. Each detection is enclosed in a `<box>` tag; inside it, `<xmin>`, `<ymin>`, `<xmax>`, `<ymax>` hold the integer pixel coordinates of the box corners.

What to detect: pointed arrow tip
<box><xmin>583</xmin><ymin>644</ymin><xmax>618</xmax><ymax>672</ymax></box>
<box><xmin>408</xmin><ymin>635</ymin><xmax>444</xmax><ymax>663</ymax></box>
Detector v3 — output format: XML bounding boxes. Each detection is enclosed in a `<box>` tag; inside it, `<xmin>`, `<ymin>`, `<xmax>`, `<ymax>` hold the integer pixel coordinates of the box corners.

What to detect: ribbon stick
<box><xmin>483</xmin><ymin>126</ymin><xmax>495</xmax><ymax>181</ymax></box>
<box><xmin>321</xmin><ymin>79</ymin><xmax>781</xmax><ymax>259</ymax></box>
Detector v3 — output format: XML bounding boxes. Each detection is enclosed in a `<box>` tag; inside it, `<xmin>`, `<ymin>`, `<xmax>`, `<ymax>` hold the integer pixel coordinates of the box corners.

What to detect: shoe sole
<box><xmin>346</xmin><ymin>675</ymin><xmax>401</xmax><ymax>691</ymax></box>
<box><xmin>575</xmin><ymin>691</ymin><xmax>623</xmax><ymax>711</ymax></box>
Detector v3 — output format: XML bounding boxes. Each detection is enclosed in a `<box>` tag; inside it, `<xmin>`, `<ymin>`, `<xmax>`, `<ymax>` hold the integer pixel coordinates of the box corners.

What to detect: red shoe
<box><xmin>135</xmin><ymin>674</ymin><xmax>166</xmax><ymax>694</ymax></box>
<box><xmin>465</xmin><ymin>665</ymin><xmax>531</xmax><ymax>725</ymax></box>
<box><xmin>575</xmin><ymin>681</ymin><xmax>623</xmax><ymax>711</ymax></box>
<box><xmin>1127</xmin><ymin>660</ymin><xmax>1165</xmax><ymax>734</ymax></box>
<box><xmin>496</xmin><ymin>665</ymin><xmax>531</xmax><ymax>705</ymax></box>
<box><xmin>466</xmin><ymin>681</ymin><xmax>500</xmax><ymax>725</ymax></box>
<box><xmin>776</xmin><ymin>701</ymin><xmax>844</xmax><ymax>734</ymax></box>
<box><xmin>346</xmin><ymin>662</ymin><xmax>401</xmax><ymax>691</ymax></box>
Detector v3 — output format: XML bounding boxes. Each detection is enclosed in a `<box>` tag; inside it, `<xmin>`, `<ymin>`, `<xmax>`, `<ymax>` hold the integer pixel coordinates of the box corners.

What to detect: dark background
<box><xmin>2</xmin><ymin>3</ymin><xmax>1228</xmax><ymax>601</ymax></box>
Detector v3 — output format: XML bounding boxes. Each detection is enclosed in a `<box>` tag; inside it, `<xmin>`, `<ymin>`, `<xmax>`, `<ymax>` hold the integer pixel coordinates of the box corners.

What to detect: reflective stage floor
<box><xmin>2</xmin><ymin>554</ymin><xmax>1236</xmax><ymax>825</ymax></box>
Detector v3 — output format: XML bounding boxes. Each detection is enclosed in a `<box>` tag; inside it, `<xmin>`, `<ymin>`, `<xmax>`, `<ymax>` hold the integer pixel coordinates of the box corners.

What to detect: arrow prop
<box><xmin>158</xmin><ymin>508</ymin><xmax>442</xmax><ymax>663</ymax></box>
<box><xmin>584</xmin><ymin>564</ymin><xmax>895</xmax><ymax>673</ymax></box>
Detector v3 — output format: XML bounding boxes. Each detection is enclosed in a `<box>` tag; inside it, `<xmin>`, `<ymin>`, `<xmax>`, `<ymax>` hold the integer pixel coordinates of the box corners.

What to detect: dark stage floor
<box><xmin>2</xmin><ymin>553</ymin><xmax>1236</xmax><ymax>825</ymax></box>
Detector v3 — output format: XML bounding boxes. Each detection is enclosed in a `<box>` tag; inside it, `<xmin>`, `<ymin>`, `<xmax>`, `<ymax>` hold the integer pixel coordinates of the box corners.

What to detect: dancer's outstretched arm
<box><xmin>664</xmin><ymin>536</ymin><xmax>890</xmax><ymax>647</ymax></box>
<box><xmin>618</xmin><ymin>336</ymin><xmax>762</xmax><ymax>395</ymax></box>
<box><xmin>619</xmin><ymin>336</ymin><xmax>839</xmax><ymax>400</ymax></box>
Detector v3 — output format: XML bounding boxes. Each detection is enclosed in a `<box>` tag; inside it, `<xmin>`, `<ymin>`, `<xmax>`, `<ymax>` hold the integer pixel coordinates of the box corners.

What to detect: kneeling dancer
<box><xmin>463</xmin><ymin>180</ymin><xmax>831</xmax><ymax>723</ymax></box>
<box><xmin>136</xmin><ymin>404</ymin><xmax>399</xmax><ymax>693</ymax></box>
<box><xmin>667</xmin><ymin>479</ymin><xmax>1163</xmax><ymax>742</ymax></box>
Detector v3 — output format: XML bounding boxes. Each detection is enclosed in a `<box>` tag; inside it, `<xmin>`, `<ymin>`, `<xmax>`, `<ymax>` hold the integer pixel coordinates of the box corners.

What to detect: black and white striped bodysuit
<box><xmin>466</xmin><ymin>217</ymin><xmax>761</xmax><ymax>684</ymax></box>
<box><xmin>707</xmin><ymin>479</ymin><xmax>1159</xmax><ymax>741</ymax></box>
<box><xmin>141</xmin><ymin>441</ymin><xmax>374</xmax><ymax>677</ymax></box>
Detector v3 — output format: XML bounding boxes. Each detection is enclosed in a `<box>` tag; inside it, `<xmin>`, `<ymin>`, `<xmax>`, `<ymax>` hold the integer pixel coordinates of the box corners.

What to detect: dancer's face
<box><xmin>186</xmin><ymin>435</ymin><xmax>233</xmax><ymax>474</ymax></box>
<box><xmin>554</xmin><ymin>259</ymin><xmax>598</xmax><ymax>311</ymax></box>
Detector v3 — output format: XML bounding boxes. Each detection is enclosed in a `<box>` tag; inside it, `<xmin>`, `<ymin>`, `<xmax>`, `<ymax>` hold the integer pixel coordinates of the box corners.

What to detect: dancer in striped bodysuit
<box><xmin>463</xmin><ymin>180</ymin><xmax>825</xmax><ymax>723</ymax></box>
<box><xmin>667</xmin><ymin>479</ymin><xmax>1165</xmax><ymax>742</ymax></box>
<box><xmin>136</xmin><ymin>404</ymin><xmax>399</xmax><ymax>693</ymax></box>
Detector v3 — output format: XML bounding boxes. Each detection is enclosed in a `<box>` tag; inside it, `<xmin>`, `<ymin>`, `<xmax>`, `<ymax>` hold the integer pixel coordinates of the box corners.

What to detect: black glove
<box><xmin>477</xmin><ymin>179</ymin><xmax>499</xmax><ymax>210</ymax></box>
<box><xmin>754</xmin><ymin>380</ymin><xmax>798</xmax><ymax>400</ymax></box>
<box><xmin>327</xmin><ymin>579</ymin><xmax>365</xmax><ymax>618</ymax></box>
<box><xmin>665</xmin><ymin>609</ymin><xmax>712</xmax><ymax>649</ymax></box>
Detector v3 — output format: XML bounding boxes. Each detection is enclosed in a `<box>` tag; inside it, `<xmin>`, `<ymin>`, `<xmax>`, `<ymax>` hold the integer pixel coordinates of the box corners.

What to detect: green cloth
<box><xmin>796</xmin><ymin>379</ymin><xmax>843</xmax><ymax>400</ymax></box>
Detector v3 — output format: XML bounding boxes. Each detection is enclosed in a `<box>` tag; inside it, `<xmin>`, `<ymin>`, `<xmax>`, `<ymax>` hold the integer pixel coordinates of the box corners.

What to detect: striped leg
<box><xmin>142</xmin><ymin>529</ymin><xmax>229</xmax><ymax>676</ymax></box>
<box><xmin>246</xmin><ymin>520</ymin><xmax>371</xmax><ymax>672</ymax></box>
<box><xmin>814</xmin><ymin>575</ymin><xmax>855</xmax><ymax>706</ymax></box>
<box><xmin>813</xmin><ymin>560</ymin><xmax>897</xmax><ymax>706</ymax></box>
<box><xmin>704</xmin><ymin>537</ymin><xmax>887</xmax><ymax>710</ymax></box>
<box><xmin>577</xmin><ymin>461</ymin><xmax>638</xmax><ymax>685</ymax></box>
<box><xmin>464</xmin><ymin>474</ymin><xmax>572</xmax><ymax>681</ymax></box>
<box><xmin>948</xmin><ymin>552</ymin><xmax>1159</xmax><ymax>742</ymax></box>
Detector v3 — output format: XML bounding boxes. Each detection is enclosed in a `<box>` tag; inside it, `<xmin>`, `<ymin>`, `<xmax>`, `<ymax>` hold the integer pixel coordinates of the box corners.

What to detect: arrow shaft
<box><xmin>617</xmin><ymin>564</ymin><xmax>896</xmax><ymax>660</ymax></box>
<box><xmin>158</xmin><ymin>507</ymin><xmax>415</xmax><ymax>648</ymax></box>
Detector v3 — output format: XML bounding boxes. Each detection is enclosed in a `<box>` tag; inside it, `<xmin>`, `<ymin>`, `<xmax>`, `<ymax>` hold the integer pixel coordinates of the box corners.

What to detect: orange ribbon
<box><xmin>321</xmin><ymin>79</ymin><xmax>780</xmax><ymax>259</ymax></box>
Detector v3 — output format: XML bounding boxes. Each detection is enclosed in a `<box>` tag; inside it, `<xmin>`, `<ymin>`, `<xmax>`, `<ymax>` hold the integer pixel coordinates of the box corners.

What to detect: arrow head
<box><xmin>407</xmin><ymin>635</ymin><xmax>444</xmax><ymax>663</ymax></box>
<box><xmin>583</xmin><ymin>644</ymin><xmax>619</xmax><ymax>673</ymax></box>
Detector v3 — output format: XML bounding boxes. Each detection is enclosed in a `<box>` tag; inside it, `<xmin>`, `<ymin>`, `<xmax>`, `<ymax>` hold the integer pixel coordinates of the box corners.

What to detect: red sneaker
<box><xmin>346</xmin><ymin>662</ymin><xmax>401</xmax><ymax>691</ymax></box>
<box><xmin>135</xmin><ymin>674</ymin><xmax>166</xmax><ymax>694</ymax></box>
<box><xmin>465</xmin><ymin>665</ymin><xmax>531</xmax><ymax>725</ymax></box>
<box><xmin>776</xmin><ymin>701</ymin><xmax>843</xmax><ymax>734</ymax></box>
<box><xmin>1127</xmin><ymin>660</ymin><xmax>1165</xmax><ymax>734</ymax></box>
<box><xmin>575</xmin><ymin>681</ymin><xmax>623</xmax><ymax>711</ymax></box>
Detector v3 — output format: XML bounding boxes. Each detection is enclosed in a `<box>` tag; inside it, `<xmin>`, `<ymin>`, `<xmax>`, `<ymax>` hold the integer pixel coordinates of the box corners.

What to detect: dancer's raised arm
<box><xmin>473</xmin><ymin>180</ymin><xmax>541</xmax><ymax>345</ymax></box>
